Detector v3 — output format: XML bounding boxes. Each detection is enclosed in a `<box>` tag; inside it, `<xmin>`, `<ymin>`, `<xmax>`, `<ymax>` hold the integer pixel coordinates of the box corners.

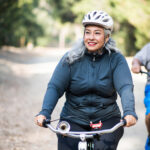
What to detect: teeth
<box><xmin>88</xmin><ymin>43</ymin><xmax>96</xmax><ymax>45</ymax></box>
<box><xmin>89</xmin><ymin>42</ymin><xmax>96</xmax><ymax>44</ymax></box>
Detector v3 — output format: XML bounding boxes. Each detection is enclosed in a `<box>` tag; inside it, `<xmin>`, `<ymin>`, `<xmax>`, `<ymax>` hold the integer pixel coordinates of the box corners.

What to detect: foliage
<box><xmin>0</xmin><ymin>0</ymin><xmax>43</xmax><ymax>47</ymax></box>
<box><xmin>105</xmin><ymin>0</ymin><xmax>150</xmax><ymax>55</ymax></box>
<box><xmin>72</xmin><ymin>0</ymin><xmax>105</xmax><ymax>23</ymax></box>
<box><xmin>0</xmin><ymin>0</ymin><xmax>150</xmax><ymax>56</ymax></box>
<box><xmin>46</xmin><ymin>0</ymin><xmax>81</xmax><ymax>23</ymax></box>
<box><xmin>0</xmin><ymin>0</ymin><xmax>18</xmax><ymax>46</ymax></box>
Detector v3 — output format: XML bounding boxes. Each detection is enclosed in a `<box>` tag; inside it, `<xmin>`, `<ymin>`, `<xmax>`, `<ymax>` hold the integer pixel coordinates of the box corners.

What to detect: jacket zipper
<box><xmin>93</xmin><ymin>56</ymin><xmax>96</xmax><ymax>61</ymax></box>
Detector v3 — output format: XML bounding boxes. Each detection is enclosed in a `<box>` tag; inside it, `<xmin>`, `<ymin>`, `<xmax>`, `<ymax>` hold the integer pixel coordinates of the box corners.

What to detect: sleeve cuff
<box><xmin>123</xmin><ymin>111</ymin><xmax>138</xmax><ymax>120</ymax></box>
<box><xmin>38</xmin><ymin>109</ymin><xmax>51</xmax><ymax>120</ymax></box>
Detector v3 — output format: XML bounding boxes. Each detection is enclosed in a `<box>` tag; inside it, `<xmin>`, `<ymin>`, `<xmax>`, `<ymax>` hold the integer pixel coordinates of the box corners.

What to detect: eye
<box><xmin>95</xmin><ymin>32</ymin><xmax>101</xmax><ymax>34</ymax></box>
<box><xmin>85</xmin><ymin>31</ymin><xmax>90</xmax><ymax>34</ymax></box>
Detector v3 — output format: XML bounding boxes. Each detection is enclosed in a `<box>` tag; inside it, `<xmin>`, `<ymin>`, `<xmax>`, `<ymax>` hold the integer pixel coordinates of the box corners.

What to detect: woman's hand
<box><xmin>35</xmin><ymin>115</ymin><xmax>46</xmax><ymax>127</ymax></box>
<box><xmin>124</xmin><ymin>115</ymin><xmax>137</xmax><ymax>127</ymax></box>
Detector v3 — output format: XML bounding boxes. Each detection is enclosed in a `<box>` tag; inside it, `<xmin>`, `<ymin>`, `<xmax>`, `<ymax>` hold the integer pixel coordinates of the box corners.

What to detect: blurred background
<box><xmin>0</xmin><ymin>0</ymin><xmax>150</xmax><ymax>55</ymax></box>
<box><xmin>0</xmin><ymin>0</ymin><xmax>150</xmax><ymax>150</ymax></box>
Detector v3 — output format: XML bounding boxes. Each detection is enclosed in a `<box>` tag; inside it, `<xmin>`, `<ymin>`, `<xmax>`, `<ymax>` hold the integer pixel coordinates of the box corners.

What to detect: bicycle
<box><xmin>43</xmin><ymin>119</ymin><xmax>126</xmax><ymax>150</ymax></box>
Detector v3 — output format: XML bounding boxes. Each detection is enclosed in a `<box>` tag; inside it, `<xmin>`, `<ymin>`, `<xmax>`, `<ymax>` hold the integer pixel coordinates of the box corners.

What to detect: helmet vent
<box><xmin>95</xmin><ymin>15</ymin><xmax>101</xmax><ymax>20</ymax></box>
<box><xmin>93</xmin><ymin>11</ymin><xmax>97</xmax><ymax>16</ymax></box>
<box><xmin>103</xmin><ymin>19</ymin><xmax>109</xmax><ymax>22</ymax></box>
<box><xmin>88</xmin><ymin>14</ymin><xmax>91</xmax><ymax>19</ymax></box>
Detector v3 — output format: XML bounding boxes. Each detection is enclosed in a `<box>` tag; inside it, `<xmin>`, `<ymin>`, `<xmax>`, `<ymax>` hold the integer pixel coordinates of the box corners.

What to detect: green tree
<box><xmin>0</xmin><ymin>0</ymin><xmax>44</xmax><ymax>47</ymax></box>
<box><xmin>105</xmin><ymin>0</ymin><xmax>150</xmax><ymax>55</ymax></box>
<box><xmin>0</xmin><ymin>0</ymin><xmax>18</xmax><ymax>46</ymax></box>
<box><xmin>46</xmin><ymin>0</ymin><xmax>81</xmax><ymax>23</ymax></box>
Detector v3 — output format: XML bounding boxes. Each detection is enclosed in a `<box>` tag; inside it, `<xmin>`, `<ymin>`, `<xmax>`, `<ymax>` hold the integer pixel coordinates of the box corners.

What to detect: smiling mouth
<box><xmin>88</xmin><ymin>42</ymin><xmax>97</xmax><ymax>46</ymax></box>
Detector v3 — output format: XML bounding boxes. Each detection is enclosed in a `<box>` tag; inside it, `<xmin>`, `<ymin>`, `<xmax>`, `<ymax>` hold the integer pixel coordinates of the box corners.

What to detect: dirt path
<box><xmin>0</xmin><ymin>47</ymin><xmax>66</xmax><ymax>150</ymax></box>
<box><xmin>0</xmin><ymin>47</ymin><xmax>147</xmax><ymax>150</ymax></box>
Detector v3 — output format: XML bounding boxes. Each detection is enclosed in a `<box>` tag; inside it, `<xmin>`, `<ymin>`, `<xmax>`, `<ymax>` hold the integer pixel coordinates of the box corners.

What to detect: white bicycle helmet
<box><xmin>82</xmin><ymin>10</ymin><xmax>113</xmax><ymax>31</ymax></box>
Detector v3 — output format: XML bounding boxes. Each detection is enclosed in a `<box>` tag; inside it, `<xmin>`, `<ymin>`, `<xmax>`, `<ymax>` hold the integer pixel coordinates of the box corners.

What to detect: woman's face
<box><xmin>84</xmin><ymin>25</ymin><xmax>109</xmax><ymax>52</ymax></box>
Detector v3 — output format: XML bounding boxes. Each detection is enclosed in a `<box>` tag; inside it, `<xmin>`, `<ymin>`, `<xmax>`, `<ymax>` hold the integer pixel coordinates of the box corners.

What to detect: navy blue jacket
<box><xmin>39</xmin><ymin>49</ymin><xmax>137</xmax><ymax>125</ymax></box>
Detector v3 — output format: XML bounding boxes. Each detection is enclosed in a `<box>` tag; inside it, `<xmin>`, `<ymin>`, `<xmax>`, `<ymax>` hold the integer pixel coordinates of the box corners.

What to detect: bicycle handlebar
<box><xmin>140</xmin><ymin>70</ymin><xmax>150</xmax><ymax>77</ymax></box>
<box><xmin>43</xmin><ymin>119</ymin><xmax>126</xmax><ymax>139</ymax></box>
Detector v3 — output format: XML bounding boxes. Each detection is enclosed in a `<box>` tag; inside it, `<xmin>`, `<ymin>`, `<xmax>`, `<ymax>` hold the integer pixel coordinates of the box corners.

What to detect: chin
<box><xmin>88</xmin><ymin>50</ymin><xmax>97</xmax><ymax>52</ymax></box>
<box><xmin>87</xmin><ymin>47</ymin><xmax>98</xmax><ymax>52</ymax></box>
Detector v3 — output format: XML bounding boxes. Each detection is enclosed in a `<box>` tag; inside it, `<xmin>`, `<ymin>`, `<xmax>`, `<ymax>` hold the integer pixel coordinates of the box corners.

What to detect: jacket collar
<box><xmin>85</xmin><ymin>48</ymin><xmax>107</xmax><ymax>60</ymax></box>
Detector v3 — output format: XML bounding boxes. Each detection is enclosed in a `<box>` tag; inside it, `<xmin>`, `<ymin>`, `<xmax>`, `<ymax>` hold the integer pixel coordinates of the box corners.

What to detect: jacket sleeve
<box><xmin>112</xmin><ymin>53</ymin><xmax>138</xmax><ymax>120</ymax></box>
<box><xmin>39</xmin><ymin>53</ymin><xmax>70</xmax><ymax>119</ymax></box>
<box><xmin>134</xmin><ymin>43</ymin><xmax>150</xmax><ymax>66</ymax></box>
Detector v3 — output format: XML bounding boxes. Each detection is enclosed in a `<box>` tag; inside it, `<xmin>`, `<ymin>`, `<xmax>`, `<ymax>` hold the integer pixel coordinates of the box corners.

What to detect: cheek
<box><xmin>83</xmin><ymin>36</ymin><xmax>88</xmax><ymax>44</ymax></box>
<box><xmin>83</xmin><ymin>34</ymin><xmax>87</xmax><ymax>40</ymax></box>
<box><xmin>97</xmin><ymin>36</ymin><xmax>105</xmax><ymax>43</ymax></box>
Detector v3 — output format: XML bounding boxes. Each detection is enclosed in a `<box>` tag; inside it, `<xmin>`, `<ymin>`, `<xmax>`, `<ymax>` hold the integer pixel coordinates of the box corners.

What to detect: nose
<box><xmin>89</xmin><ymin>33</ymin><xmax>94</xmax><ymax>40</ymax></box>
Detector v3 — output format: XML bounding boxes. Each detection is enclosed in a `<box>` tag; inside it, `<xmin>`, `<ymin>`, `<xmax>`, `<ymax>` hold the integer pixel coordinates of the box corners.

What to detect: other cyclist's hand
<box><xmin>131</xmin><ymin>64</ymin><xmax>141</xmax><ymax>74</ymax></box>
<box><xmin>35</xmin><ymin>115</ymin><xmax>46</xmax><ymax>127</ymax></box>
<box><xmin>124</xmin><ymin>115</ymin><xmax>137</xmax><ymax>127</ymax></box>
<box><xmin>131</xmin><ymin>59</ymin><xmax>141</xmax><ymax>73</ymax></box>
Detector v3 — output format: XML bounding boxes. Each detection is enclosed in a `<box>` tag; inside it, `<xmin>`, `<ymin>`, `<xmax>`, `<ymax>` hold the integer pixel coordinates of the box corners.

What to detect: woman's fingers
<box><xmin>35</xmin><ymin>115</ymin><xmax>46</xmax><ymax>127</ymax></box>
<box><xmin>124</xmin><ymin>115</ymin><xmax>137</xmax><ymax>127</ymax></box>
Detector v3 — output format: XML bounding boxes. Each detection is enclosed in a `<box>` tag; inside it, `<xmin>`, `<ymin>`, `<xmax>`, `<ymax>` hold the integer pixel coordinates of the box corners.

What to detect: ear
<box><xmin>105</xmin><ymin>35</ymin><xmax>110</xmax><ymax>43</ymax></box>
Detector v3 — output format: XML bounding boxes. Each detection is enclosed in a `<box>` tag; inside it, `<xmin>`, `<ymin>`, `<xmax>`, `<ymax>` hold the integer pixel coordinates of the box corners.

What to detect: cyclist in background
<box><xmin>131</xmin><ymin>43</ymin><xmax>150</xmax><ymax>150</ymax></box>
<box><xmin>35</xmin><ymin>10</ymin><xmax>137</xmax><ymax>150</ymax></box>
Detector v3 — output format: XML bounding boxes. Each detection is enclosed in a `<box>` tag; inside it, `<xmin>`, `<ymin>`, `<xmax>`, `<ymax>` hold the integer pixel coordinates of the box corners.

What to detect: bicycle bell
<box><xmin>57</xmin><ymin>121</ymin><xmax>70</xmax><ymax>133</ymax></box>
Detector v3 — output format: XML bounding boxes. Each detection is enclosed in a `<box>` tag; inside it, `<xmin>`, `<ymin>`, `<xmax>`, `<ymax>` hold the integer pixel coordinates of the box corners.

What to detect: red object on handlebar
<box><xmin>90</xmin><ymin>121</ymin><xmax>103</xmax><ymax>129</ymax></box>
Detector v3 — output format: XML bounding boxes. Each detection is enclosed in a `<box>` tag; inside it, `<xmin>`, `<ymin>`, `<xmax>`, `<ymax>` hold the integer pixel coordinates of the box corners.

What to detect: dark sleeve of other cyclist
<box><xmin>111</xmin><ymin>53</ymin><xmax>138</xmax><ymax>126</ymax></box>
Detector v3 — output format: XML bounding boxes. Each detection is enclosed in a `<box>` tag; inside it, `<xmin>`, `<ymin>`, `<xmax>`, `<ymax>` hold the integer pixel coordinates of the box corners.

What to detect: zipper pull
<box><xmin>93</xmin><ymin>56</ymin><xmax>96</xmax><ymax>61</ymax></box>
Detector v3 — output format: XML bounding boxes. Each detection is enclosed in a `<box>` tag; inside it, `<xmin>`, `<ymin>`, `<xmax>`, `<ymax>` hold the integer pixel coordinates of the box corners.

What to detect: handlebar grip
<box><xmin>140</xmin><ymin>70</ymin><xmax>143</xmax><ymax>74</ymax></box>
<box><xmin>42</xmin><ymin>119</ymin><xmax>50</xmax><ymax>128</ymax></box>
<box><xmin>122</xmin><ymin>119</ymin><xmax>127</xmax><ymax>126</ymax></box>
<box><xmin>140</xmin><ymin>70</ymin><xmax>150</xmax><ymax>77</ymax></box>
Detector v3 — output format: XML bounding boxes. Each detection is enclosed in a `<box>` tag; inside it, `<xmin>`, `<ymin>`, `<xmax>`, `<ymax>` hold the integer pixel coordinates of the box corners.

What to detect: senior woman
<box><xmin>35</xmin><ymin>10</ymin><xmax>137</xmax><ymax>150</ymax></box>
